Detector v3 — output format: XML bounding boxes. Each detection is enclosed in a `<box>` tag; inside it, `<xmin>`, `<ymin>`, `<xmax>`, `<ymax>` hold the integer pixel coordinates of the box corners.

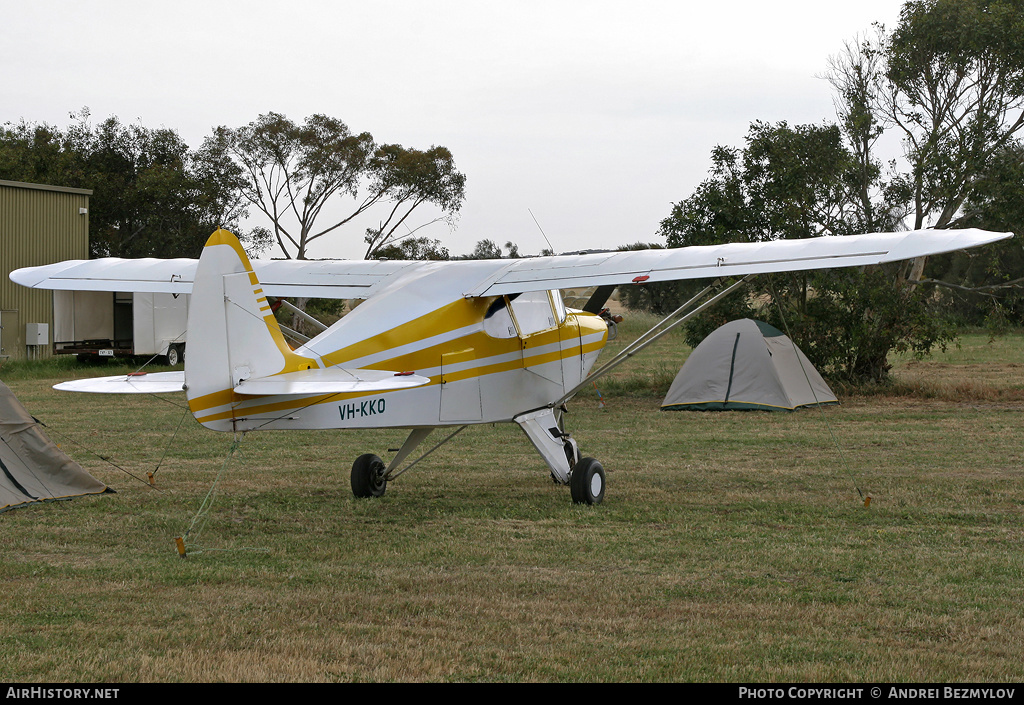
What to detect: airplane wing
<box><xmin>9</xmin><ymin>257</ymin><xmax>421</xmax><ymax>299</ymax></box>
<box><xmin>11</xmin><ymin>228</ymin><xmax>1012</xmax><ymax>299</ymax></box>
<box><xmin>460</xmin><ymin>228</ymin><xmax>1013</xmax><ymax>297</ymax></box>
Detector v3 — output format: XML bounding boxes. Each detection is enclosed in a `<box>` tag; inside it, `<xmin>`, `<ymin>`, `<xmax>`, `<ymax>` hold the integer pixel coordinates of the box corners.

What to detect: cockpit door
<box><xmin>509</xmin><ymin>290</ymin><xmax>564</xmax><ymax>388</ymax></box>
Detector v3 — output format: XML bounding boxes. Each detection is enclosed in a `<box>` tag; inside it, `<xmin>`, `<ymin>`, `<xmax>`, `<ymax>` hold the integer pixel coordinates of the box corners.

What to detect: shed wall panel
<box><xmin>0</xmin><ymin>181</ymin><xmax>90</xmax><ymax>359</ymax></box>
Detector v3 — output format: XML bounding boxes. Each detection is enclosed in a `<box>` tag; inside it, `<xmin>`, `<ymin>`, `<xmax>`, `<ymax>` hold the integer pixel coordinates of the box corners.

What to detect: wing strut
<box><xmin>271</xmin><ymin>298</ymin><xmax>329</xmax><ymax>333</ymax></box>
<box><xmin>554</xmin><ymin>275</ymin><xmax>753</xmax><ymax>407</ymax></box>
<box><xmin>581</xmin><ymin>285</ymin><xmax>617</xmax><ymax>314</ymax></box>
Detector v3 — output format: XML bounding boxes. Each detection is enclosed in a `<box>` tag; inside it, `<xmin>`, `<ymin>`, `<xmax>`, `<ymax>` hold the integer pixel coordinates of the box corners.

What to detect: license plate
<box><xmin>99</xmin><ymin>349</ymin><xmax>114</xmax><ymax>357</ymax></box>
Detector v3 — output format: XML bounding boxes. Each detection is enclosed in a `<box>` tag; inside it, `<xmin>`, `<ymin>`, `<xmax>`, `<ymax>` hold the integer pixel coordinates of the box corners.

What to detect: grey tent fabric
<box><xmin>0</xmin><ymin>381</ymin><xmax>111</xmax><ymax>513</ymax></box>
<box><xmin>662</xmin><ymin>318</ymin><xmax>838</xmax><ymax>412</ymax></box>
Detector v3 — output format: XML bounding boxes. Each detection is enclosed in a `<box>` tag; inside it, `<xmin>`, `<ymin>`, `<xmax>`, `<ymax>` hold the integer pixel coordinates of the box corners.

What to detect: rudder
<box><xmin>184</xmin><ymin>230</ymin><xmax>319</xmax><ymax>430</ymax></box>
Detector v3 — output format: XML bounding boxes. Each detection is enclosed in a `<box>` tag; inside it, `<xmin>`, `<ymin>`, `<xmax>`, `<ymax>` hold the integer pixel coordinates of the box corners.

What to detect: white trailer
<box><xmin>53</xmin><ymin>291</ymin><xmax>188</xmax><ymax>364</ymax></box>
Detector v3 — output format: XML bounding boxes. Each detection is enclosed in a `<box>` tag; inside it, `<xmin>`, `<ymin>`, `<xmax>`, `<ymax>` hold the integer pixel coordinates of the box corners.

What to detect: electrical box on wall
<box><xmin>26</xmin><ymin>323</ymin><xmax>49</xmax><ymax>346</ymax></box>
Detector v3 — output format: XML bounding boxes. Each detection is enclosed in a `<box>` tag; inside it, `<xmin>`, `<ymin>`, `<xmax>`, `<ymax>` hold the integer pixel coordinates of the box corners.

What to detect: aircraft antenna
<box><xmin>528</xmin><ymin>208</ymin><xmax>557</xmax><ymax>254</ymax></box>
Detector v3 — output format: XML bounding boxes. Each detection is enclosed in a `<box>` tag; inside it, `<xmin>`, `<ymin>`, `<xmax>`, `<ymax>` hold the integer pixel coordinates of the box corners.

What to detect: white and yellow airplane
<box><xmin>11</xmin><ymin>227</ymin><xmax>1012</xmax><ymax>504</ymax></box>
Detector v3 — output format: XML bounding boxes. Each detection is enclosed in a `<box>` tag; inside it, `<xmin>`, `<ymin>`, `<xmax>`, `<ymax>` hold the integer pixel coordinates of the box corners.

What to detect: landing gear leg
<box><xmin>350</xmin><ymin>427</ymin><xmax>466</xmax><ymax>499</ymax></box>
<box><xmin>516</xmin><ymin>407</ymin><xmax>605</xmax><ymax>505</ymax></box>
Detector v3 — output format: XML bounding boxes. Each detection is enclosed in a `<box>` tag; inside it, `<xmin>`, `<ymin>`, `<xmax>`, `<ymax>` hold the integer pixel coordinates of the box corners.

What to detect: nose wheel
<box><xmin>570</xmin><ymin>457</ymin><xmax>605</xmax><ymax>505</ymax></box>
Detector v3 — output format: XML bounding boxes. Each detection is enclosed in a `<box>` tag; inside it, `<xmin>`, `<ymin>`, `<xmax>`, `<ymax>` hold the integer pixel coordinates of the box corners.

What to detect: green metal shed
<box><xmin>0</xmin><ymin>179</ymin><xmax>91</xmax><ymax>360</ymax></box>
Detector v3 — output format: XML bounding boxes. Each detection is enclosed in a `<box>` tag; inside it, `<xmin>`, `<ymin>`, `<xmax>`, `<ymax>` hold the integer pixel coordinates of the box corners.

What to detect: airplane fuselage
<box><xmin>186</xmin><ymin>260</ymin><xmax>608</xmax><ymax>432</ymax></box>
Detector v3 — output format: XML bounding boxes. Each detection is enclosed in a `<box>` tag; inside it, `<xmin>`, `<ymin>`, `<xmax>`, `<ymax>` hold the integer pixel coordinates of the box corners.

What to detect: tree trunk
<box><xmin>291</xmin><ymin>296</ymin><xmax>310</xmax><ymax>336</ymax></box>
<box><xmin>907</xmin><ymin>255</ymin><xmax>927</xmax><ymax>282</ymax></box>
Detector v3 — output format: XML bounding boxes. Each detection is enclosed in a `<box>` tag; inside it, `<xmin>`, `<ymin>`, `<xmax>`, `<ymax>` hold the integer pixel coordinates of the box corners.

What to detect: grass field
<box><xmin>2</xmin><ymin>327</ymin><xmax>1023</xmax><ymax>682</ymax></box>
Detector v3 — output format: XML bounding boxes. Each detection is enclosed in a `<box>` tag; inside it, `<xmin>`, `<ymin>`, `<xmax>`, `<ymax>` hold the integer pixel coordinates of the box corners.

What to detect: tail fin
<box><xmin>184</xmin><ymin>230</ymin><xmax>320</xmax><ymax>429</ymax></box>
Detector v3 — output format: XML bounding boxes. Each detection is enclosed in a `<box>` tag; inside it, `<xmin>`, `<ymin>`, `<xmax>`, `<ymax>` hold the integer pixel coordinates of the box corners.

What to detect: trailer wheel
<box><xmin>165</xmin><ymin>344</ymin><xmax>183</xmax><ymax>366</ymax></box>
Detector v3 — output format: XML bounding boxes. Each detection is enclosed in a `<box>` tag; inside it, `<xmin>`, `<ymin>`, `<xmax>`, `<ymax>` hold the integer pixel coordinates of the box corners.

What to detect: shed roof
<box><xmin>0</xmin><ymin>179</ymin><xmax>92</xmax><ymax>196</ymax></box>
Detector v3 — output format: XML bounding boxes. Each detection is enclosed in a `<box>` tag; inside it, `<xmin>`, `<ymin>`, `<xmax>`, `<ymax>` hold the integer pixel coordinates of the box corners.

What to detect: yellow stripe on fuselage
<box><xmin>319</xmin><ymin>297</ymin><xmax>494</xmax><ymax>369</ymax></box>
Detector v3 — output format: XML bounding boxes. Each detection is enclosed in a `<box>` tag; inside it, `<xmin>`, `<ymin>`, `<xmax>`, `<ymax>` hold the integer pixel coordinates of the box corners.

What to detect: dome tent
<box><xmin>662</xmin><ymin>319</ymin><xmax>838</xmax><ymax>412</ymax></box>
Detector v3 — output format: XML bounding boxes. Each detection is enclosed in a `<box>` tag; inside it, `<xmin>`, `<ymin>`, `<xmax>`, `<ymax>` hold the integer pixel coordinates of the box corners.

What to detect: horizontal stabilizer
<box><xmin>54</xmin><ymin>371</ymin><xmax>185</xmax><ymax>394</ymax></box>
<box><xmin>233</xmin><ymin>368</ymin><xmax>431</xmax><ymax>396</ymax></box>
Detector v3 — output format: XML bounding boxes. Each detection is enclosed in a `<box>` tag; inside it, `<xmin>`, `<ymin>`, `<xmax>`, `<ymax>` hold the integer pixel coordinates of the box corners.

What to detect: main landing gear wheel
<box><xmin>351</xmin><ymin>453</ymin><xmax>387</xmax><ymax>498</ymax></box>
<box><xmin>570</xmin><ymin>457</ymin><xmax>606</xmax><ymax>505</ymax></box>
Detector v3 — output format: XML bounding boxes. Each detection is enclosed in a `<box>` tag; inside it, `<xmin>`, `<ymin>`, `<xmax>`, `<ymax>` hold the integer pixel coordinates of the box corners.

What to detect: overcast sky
<box><xmin>3</xmin><ymin>0</ymin><xmax>905</xmax><ymax>259</ymax></box>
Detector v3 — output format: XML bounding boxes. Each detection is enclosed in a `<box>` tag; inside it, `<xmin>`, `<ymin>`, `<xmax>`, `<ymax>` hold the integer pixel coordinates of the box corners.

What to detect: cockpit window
<box><xmin>550</xmin><ymin>290</ymin><xmax>566</xmax><ymax>324</ymax></box>
<box><xmin>483</xmin><ymin>291</ymin><xmax>564</xmax><ymax>339</ymax></box>
<box><xmin>510</xmin><ymin>290</ymin><xmax>557</xmax><ymax>336</ymax></box>
<box><xmin>483</xmin><ymin>296</ymin><xmax>517</xmax><ymax>338</ymax></box>
<box><xmin>484</xmin><ymin>296</ymin><xmax>508</xmax><ymax>319</ymax></box>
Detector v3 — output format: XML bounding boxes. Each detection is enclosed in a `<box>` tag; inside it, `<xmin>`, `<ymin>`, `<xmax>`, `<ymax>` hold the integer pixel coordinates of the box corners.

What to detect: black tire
<box><xmin>165</xmin><ymin>345</ymin><xmax>182</xmax><ymax>366</ymax></box>
<box><xmin>351</xmin><ymin>453</ymin><xmax>387</xmax><ymax>498</ymax></box>
<box><xmin>570</xmin><ymin>457</ymin><xmax>605</xmax><ymax>505</ymax></box>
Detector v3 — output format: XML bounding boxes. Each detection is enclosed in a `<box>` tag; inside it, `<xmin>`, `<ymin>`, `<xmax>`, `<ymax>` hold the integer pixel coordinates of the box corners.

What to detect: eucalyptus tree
<box><xmin>828</xmin><ymin>0</ymin><xmax>1024</xmax><ymax>279</ymax></box>
<box><xmin>204</xmin><ymin>112</ymin><xmax>466</xmax><ymax>260</ymax></box>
